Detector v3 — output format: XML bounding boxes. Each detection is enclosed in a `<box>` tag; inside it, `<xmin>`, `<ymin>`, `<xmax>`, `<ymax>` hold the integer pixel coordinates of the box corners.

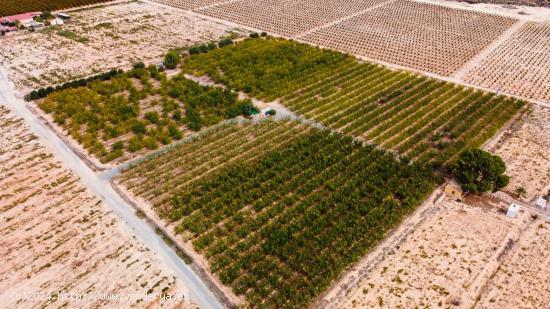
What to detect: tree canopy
<box><xmin>453</xmin><ymin>149</ymin><xmax>509</xmax><ymax>194</ymax></box>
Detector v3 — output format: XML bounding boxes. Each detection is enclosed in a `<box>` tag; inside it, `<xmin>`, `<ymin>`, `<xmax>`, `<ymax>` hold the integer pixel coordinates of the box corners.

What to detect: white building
<box><xmin>535</xmin><ymin>197</ymin><xmax>547</xmax><ymax>209</ymax></box>
<box><xmin>506</xmin><ymin>203</ymin><xmax>519</xmax><ymax>218</ymax></box>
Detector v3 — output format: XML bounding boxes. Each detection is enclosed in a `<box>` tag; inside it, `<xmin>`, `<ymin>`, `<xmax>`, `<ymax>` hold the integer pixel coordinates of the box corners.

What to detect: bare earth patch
<box><xmin>0</xmin><ymin>1</ymin><xmax>234</xmax><ymax>95</ymax></box>
<box><xmin>486</xmin><ymin>104</ymin><xmax>550</xmax><ymax>201</ymax></box>
<box><xmin>0</xmin><ymin>106</ymin><xmax>195</xmax><ymax>308</ymax></box>
<box><xmin>339</xmin><ymin>198</ymin><xmax>518</xmax><ymax>308</ymax></box>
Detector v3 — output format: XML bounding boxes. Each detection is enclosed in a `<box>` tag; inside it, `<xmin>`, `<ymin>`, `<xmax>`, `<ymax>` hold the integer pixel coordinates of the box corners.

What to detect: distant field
<box><xmin>464</xmin><ymin>22</ymin><xmax>550</xmax><ymax>104</ymax></box>
<box><xmin>118</xmin><ymin>121</ymin><xmax>436</xmax><ymax>307</ymax></box>
<box><xmin>196</xmin><ymin>0</ymin><xmax>388</xmax><ymax>37</ymax></box>
<box><xmin>0</xmin><ymin>0</ymin><xmax>112</xmax><ymax>16</ymax></box>
<box><xmin>300</xmin><ymin>0</ymin><xmax>516</xmax><ymax>76</ymax></box>
<box><xmin>183</xmin><ymin>38</ymin><xmax>527</xmax><ymax>167</ymax></box>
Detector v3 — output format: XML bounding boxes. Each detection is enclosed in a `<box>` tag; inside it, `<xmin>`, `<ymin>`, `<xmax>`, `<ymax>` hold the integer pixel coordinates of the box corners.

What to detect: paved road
<box><xmin>0</xmin><ymin>69</ymin><xmax>223</xmax><ymax>309</ymax></box>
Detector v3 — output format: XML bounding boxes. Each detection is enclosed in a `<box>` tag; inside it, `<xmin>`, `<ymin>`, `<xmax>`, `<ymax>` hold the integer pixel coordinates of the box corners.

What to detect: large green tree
<box><xmin>453</xmin><ymin>149</ymin><xmax>509</xmax><ymax>194</ymax></box>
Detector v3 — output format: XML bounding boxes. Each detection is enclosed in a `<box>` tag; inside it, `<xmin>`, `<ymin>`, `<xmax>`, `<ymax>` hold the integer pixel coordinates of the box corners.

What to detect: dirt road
<box><xmin>0</xmin><ymin>68</ymin><xmax>223</xmax><ymax>309</ymax></box>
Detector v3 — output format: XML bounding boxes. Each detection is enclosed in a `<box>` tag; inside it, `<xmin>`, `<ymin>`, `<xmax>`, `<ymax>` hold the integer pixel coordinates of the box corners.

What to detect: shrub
<box><xmin>163</xmin><ymin>51</ymin><xmax>180</xmax><ymax>69</ymax></box>
<box><xmin>218</xmin><ymin>38</ymin><xmax>234</xmax><ymax>48</ymax></box>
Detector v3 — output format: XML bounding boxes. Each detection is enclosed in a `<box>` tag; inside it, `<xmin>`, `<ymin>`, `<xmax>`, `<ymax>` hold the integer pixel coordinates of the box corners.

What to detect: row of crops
<box><xmin>181</xmin><ymin>37</ymin><xmax>355</xmax><ymax>101</ymax></box>
<box><xmin>182</xmin><ymin>37</ymin><xmax>526</xmax><ymax>168</ymax></box>
<box><xmin>38</xmin><ymin>65</ymin><xmax>255</xmax><ymax>163</ymax></box>
<box><xmin>1</xmin><ymin>0</ymin><xmax>112</xmax><ymax>16</ymax></box>
<box><xmin>283</xmin><ymin>62</ymin><xmax>526</xmax><ymax>167</ymax></box>
<box><xmin>119</xmin><ymin>121</ymin><xmax>436</xmax><ymax>307</ymax></box>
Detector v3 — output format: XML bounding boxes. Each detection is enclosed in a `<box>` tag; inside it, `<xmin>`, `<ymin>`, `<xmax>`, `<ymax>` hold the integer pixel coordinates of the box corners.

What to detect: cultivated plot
<box><xmin>283</xmin><ymin>62</ymin><xmax>525</xmax><ymax>167</ymax></box>
<box><xmin>35</xmin><ymin>68</ymin><xmax>254</xmax><ymax>165</ymax></box>
<box><xmin>153</xmin><ymin>0</ymin><xmax>230</xmax><ymax>10</ymax></box>
<box><xmin>117</xmin><ymin>121</ymin><xmax>436</xmax><ymax>307</ymax></box>
<box><xmin>0</xmin><ymin>106</ymin><xmax>193</xmax><ymax>308</ymax></box>
<box><xmin>464</xmin><ymin>22</ymin><xmax>550</xmax><ymax>104</ymax></box>
<box><xmin>197</xmin><ymin>0</ymin><xmax>390</xmax><ymax>37</ymax></box>
<box><xmin>301</xmin><ymin>0</ymin><xmax>517</xmax><ymax>76</ymax></box>
<box><xmin>0</xmin><ymin>1</ymin><xmax>232</xmax><ymax>94</ymax></box>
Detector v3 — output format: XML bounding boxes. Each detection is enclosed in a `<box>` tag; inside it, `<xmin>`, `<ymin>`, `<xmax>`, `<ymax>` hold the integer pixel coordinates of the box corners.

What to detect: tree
<box><xmin>453</xmin><ymin>149</ymin><xmax>509</xmax><ymax>194</ymax></box>
<box><xmin>164</xmin><ymin>51</ymin><xmax>180</xmax><ymax>69</ymax></box>
<box><xmin>515</xmin><ymin>186</ymin><xmax>527</xmax><ymax>199</ymax></box>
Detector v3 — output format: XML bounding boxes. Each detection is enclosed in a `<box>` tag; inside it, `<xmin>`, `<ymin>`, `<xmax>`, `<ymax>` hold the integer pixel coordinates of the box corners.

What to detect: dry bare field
<box><xmin>339</xmin><ymin>196</ymin><xmax>547</xmax><ymax>309</ymax></box>
<box><xmin>301</xmin><ymin>0</ymin><xmax>516</xmax><ymax>76</ymax></box>
<box><xmin>197</xmin><ymin>0</ymin><xmax>390</xmax><ymax>37</ymax></box>
<box><xmin>485</xmin><ymin>105</ymin><xmax>550</xmax><ymax>202</ymax></box>
<box><xmin>0</xmin><ymin>1</ymin><xmax>233</xmax><ymax>95</ymax></box>
<box><xmin>464</xmin><ymin>22</ymin><xmax>550</xmax><ymax>104</ymax></box>
<box><xmin>477</xmin><ymin>213</ymin><xmax>550</xmax><ymax>308</ymax></box>
<box><xmin>0</xmin><ymin>105</ymin><xmax>195</xmax><ymax>308</ymax></box>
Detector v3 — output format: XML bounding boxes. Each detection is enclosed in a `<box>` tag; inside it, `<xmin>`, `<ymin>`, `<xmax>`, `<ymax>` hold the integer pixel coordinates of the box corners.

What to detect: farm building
<box><xmin>0</xmin><ymin>12</ymin><xmax>41</xmax><ymax>27</ymax></box>
<box><xmin>50</xmin><ymin>18</ymin><xmax>64</xmax><ymax>26</ymax></box>
<box><xmin>444</xmin><ymin>182</ymin><xmax>463</xmax><ymax>200</ymax></box>
<box><xmin>506</xmin><ymin>204</ymin><xmax>520</xmax><ymax>218</ymax></box>
<box><xmin>535</xmin><ymin>197</ymin><xmax>547</xmax><ymax>209</ymax></box>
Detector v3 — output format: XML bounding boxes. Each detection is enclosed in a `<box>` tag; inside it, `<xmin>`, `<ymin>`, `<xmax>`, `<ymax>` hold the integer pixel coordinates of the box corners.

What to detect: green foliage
<box><xmin>453</xmin><ymin>149</ymin><xmax>509</xmax><ymax>194</ymax></box>
<box><xmin>163</xmin><ymin>51</ymin><xmax>180</xmax><ymax>70</ymax></box>
<box><xmin>182</xmin><ymin>37</ymin><xmax>353</xmax><ymax>100</ymax></box>
<box><xmin>37</xmin><ymin>67</ymin><xmax>253</xmax><ymax>162</ymax></box>
<box><xmin>121</xmin><ymin>123</ymin><xmax>436</xmax><ymax>307</ymax></box>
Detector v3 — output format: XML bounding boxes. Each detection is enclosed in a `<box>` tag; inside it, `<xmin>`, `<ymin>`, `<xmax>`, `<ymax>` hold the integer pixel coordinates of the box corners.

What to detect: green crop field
<box><xmin>119</xmin><ymin>121</ymin><xmax>436</xmax><ymax>307</ymax></box>
<box><xmin>38</xmin><ymin>67</ymin><xmax>255</xmax><ymax>163</ymax></box>
<box><xmin>1</xmin><ymin>0</ymin><xmax>112</xmax><ymax>16</ymax></box>
<box><xmin>183</xmin><ymin>37</ymin><xmax>526</xmax><ymax>167</ymax></box>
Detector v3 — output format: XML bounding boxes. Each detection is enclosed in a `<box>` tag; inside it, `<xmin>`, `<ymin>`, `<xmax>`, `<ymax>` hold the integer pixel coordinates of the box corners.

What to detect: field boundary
<box><xmin>452</xmin><ymin>20</ymin><xmax>527</xmax><ymax>80</ymax></box>
<box><xmin>145</xmin><ymin>0</ymin><xmax>550</xmax><ymax>108</ymax></box>
<box><xmin>293</xmin><ymin>0</ymin><xmax>396</xmax><ymax>39</ymax></box>
<box><xmin>110</xmin><ymin>180</ymin><xmax>239</xmax><ymax>309</ymax></box>
<box><xmin>315</xmin><ymin>185</ymin><xmax>443</xmax><ymax>308</ymax></box>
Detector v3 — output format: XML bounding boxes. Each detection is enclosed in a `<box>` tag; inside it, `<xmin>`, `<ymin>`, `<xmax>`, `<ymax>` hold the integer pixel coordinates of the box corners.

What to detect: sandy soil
<box><xmin>0</xmin><ymin>105</ymin><xmax>196</xmax><ymax>308</ymax></box>
<box><xmin>485</xmin><ymin>105</ymin><xmax>550</xmax><ymax>202</ymax></box>
<box><xmin>0</xmin><ymin>0</ymin><xmax>234</xmax><ymax>95</ymax></box>
<box><xmin>337</xmin><ymin>194</ymin><xmax>545</xmax><ymax>309</ymax></box>
<box><xmin>477</xmin><ymin>216</ymin><xmax>550</xmax><ymax>308</ymax></box>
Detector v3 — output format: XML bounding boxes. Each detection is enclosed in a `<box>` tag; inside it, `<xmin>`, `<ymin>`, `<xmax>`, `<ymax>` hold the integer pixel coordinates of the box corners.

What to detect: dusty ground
<box><xmin>477</xmin><ymin>213</ymin><xmax>550</xmax><ymax>308</ymax></box>
<box><xmin>0</xmin><ymin>0</ymin><xmax>234</xmax><ymax>95</ymax></box>
<box><xmin>0</xmin><ymin>105</ymin><xmax>196</xmax><ymax>308</ymax></box>
<box><xmin>337</xmin><ymin>194</ymin><xmax>547</xmax><ymax>309</ymax></box>
<box><xmin>485</xmin><ymin>105</ymin><xmax>550</xmax><ymax>202</ymax></box>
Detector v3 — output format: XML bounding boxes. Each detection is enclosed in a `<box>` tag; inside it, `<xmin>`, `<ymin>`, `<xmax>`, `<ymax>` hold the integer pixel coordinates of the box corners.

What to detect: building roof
<box><xmin>1</xmin><ymin>12</ymin><xmax>41</xmax><ymax>23</ymax></box>
<box><xmin>535</xmin><ymin>197</ymin><xmax>547</xmax><ymax>208</ymax></box>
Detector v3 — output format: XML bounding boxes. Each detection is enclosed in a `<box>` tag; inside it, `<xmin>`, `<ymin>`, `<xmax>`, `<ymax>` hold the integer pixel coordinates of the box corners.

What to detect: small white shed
<box><xmin>506</xmin><ymin>203</ymin><xmax>519</xmax><ymax>218</ymax></box>
<box><xmin>535</xmin><ymin>197</ymin><xmax>547</xmax><ymax>209</ymax></box>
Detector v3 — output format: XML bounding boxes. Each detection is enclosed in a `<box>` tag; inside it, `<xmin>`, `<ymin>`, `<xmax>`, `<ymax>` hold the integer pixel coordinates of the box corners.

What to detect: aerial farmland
<box><xmin>0</xmin><ymin>0</ymin><xmax>549</xmax><ymax>308</ymax></box>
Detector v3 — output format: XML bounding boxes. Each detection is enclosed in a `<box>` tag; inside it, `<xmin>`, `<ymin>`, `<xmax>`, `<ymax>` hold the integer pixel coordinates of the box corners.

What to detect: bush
<box><xmin>218</xmin><ymin>38</ymin><xmax>234</xmax><ymax>48</ymax></box>
<box><xmin>164</xmin><ymin>51</ymin><xmax>180</xmax><ymax>69</ymax></box>
<box><xmin>133</xmin><ymin>61</ymin><xmax>146</xmax><ymax>69</ymax></box>
<box><xmin>250</xmin><ymin>32</ymin><xmax>260</xmax><ymax>38</ymax></box>
<box><xmin>453</xmin><ymin>149</ymin><xmax>509</xmax><ymax>194</ymax></box>
<box><xmin>261</xmin><ymin>32</ymin><xmax>267</xmax><ymax>37</ymax></box>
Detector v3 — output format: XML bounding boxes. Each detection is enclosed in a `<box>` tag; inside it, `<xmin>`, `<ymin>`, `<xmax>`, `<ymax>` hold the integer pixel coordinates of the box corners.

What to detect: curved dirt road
<box><xmin>0</xmin><ymin>69</ymin><xmax>223</xmax><ymax>309</ymax></box>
